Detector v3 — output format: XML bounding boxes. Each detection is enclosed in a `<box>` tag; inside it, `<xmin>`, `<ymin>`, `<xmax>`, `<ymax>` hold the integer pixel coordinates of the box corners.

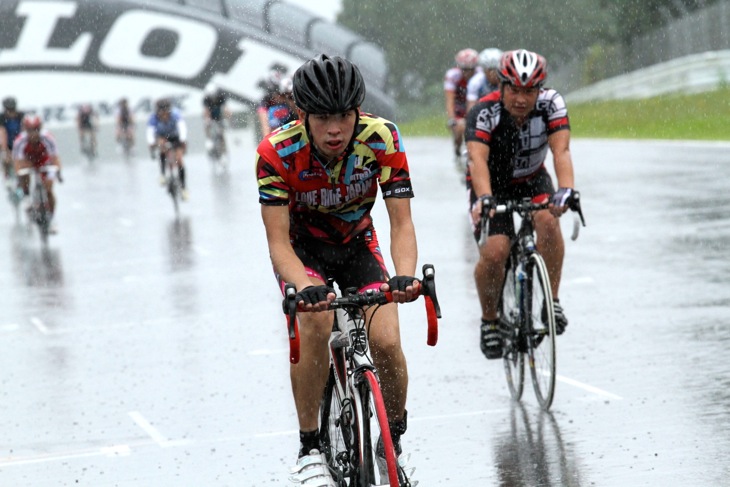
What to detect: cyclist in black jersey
<box><xmin>202</xmin><ymin>82</ymin><xmax>230</xmax><ymax>160</ymax></box>
<box><xmin>76</xmin><ymin>104</ymin><xmax>98</xmax><ymax>158</ymax></box>
<box><xmin>115</xmin><ymin>98</ymin><xmax>135</xmax><ymax>152</ymax></box>
<box><xmin>0</xmin><ymin>97</ymin><xmax>25</xmax><ymax>186</ymax></box>
<box><xmin>465</xmin><ymin>49</ymin><xmax>579</xmax><ymax>359</ymax></box>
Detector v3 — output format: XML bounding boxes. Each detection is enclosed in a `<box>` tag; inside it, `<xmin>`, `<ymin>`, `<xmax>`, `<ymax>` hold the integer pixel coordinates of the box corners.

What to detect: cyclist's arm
<box><xmin>466</xmin><ymin>140</ymin><xmax>493</xmax><ymax>223</ymax></box>
<box><xmin>0</xmin><ymin>126</ymin><xmax>8</xmax><ymax>149</ymax></box>
<box><xmin>260</xmin><ymin>204</ymin><xmax>314</xmax><ymax>292</ymax></box>
<box><xmin>258</xmin><ymin>108</ymin><xmax>271</xmax><ymax>137</ymax></box>
<box><xmin>548</xmin><ymin>129</ymin><xmax>574</xmax><ymax>189</ymax></box>
<box><xmin>384</xmin><ymin>197</ymin><xmax>419</xmax><ymax>302</ymax></box>
<box><xmin>146</xmin><ymin>125</ymin><xmax>156</xmax><ymax>146</ymax></box>
<box><xmin>176</xmin><ymin>118</ymin><xmax>188</xmax><ymax>143</ymax></box>
<box><xmin>444</xmin><ymin>89</ymin><xmax>456</xmax><ymax>121</ymax></box>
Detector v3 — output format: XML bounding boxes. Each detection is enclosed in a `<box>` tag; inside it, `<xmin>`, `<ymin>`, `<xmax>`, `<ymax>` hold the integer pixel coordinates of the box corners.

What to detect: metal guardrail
<box><xmin>566</xmin><ymin>50</ymin><xmax>730</xmax><ymax>103</ymax></box>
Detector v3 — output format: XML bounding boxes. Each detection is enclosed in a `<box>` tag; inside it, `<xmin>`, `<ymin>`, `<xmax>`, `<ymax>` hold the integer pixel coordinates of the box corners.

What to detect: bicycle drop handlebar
<box><xmin>283</xmin><ymin>264</ymin><xmax>442</xmax><ymax>364</ymax></box>
<box><xmin>479</xmin><ymin>195</ymin><xmax>586</xmax><ymax>246</ymax></box>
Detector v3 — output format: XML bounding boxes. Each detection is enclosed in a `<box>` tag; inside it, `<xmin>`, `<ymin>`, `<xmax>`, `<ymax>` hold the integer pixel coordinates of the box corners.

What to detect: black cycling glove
<box><xmin>387</xmin><ymin>276</ymin><xmax>419</xmax><ymax>293</ymax></box>
<box><xmin>551</xmin><ymin>187</ymin><xmax>574</xmax><ymax>208</ymax></box>
<box><xmin>296</xmin><ymin>285</ymin><xmax>335</xmax><ymax>306</ymax></box>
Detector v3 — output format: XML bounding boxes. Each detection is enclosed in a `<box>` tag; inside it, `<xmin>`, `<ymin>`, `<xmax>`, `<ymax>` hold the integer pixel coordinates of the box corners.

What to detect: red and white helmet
<box><xmin>23</xmin><ymin>114</ymin><xmax>42</xmax><ymax>130</ymax></box>
<box><xmin>455</xmin><ymin>48</ymin><xmax>479</xmax><ymax>70</ymax></box>
<box><xmin>498</xmin><ymin>49</ymin><xmax>547</xmax><ymax>88</ymax></box>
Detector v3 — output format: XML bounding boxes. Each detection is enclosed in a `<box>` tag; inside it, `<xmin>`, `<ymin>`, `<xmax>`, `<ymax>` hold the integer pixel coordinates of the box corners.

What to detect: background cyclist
<box><xmin>465</xmin><ymin>49</ymin><xmax>578</xmax><ymax>359</ymax></box>
<box><xmin>147</xmin><ymin>98</ymin><xmax>189</xmax><ymax>200</ymax></box>
<box><xmin>444</xmin><ymin>48</ymin><xmax>480</xmax><ymax>166</ymax></box>
<box><xmin>202</xmin><ymin>82</ymin><xmax>230</xmax><ymax>161</ymax></box>
<box><xmin>264</xmin><ymin>76</ymin><xmax>298</xmax><ymax>134</ymax></box>
<box><xmin>76</xmin><ymin>103</ymin><xmax>98</xmax><ymax>158</ymax></box>
<box><xmin>12</xmin><ymin>115</ymin><xmax>63</xmax><ymax>234</ymax></box>
<box><xmin>115</xmin><ymin>98</ymin><xmax>135</xmax><ymax>152</ymax></box>
<box><xmin>466</xmin><ymin>48</ymin><xmax>503</xmax><ymax>112</ymax></box>
<box><xmin>256</xmin><ymin>54</ymin><xmax>420</xmax><ymax>486</ymax></box>
<box><xmin>0</xmin><ymin>96</ymin><xmax>25</xmax><ymax>188</ymax></box>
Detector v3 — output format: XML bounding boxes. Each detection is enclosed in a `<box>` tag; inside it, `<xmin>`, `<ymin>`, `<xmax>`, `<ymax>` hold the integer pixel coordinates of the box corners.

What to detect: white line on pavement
<box><xmin>30</xmin><ymin>317</ymin><xmax>49</xmax><ymax>335</ymax></box>
<box><xmin>128</xmin><ymin>411</ymin><xmax>169</xmax><ymax>446</ymax></box>
<box><xmin>553</xmin><ymin>372</ymin><xmax>623</xmax><ymax>400</ymax></box>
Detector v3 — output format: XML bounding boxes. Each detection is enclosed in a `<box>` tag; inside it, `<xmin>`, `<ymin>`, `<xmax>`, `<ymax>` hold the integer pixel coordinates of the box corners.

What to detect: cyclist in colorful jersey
<box><xmin>444</xmin><ymin>48</ymin><xmax>480</xmax><ymax>165</ymax></box>
<box><xmin>0</xmin><ymin>97</ymin><xmax>25</xmax><ymax>187</ymax></box>
<box><xmin>147</xmin><ymin>98</ymin><xmax>189</xmax><ymax>200</ymax></box>
<box><xmin>202</xmin><ymin>82</ymin><xmax>230</xmax><ymax>158</ymax></box>
<box><xmin>115</xmin><ymin>98</ymin><xmax>135</xmax><ymax>150</ymax></box>
<box><xmin>76</xmin><ymin>103</ymin><xmax>98</xmax><ymax>157</ymax></box>
<box><xmin>257</xmin><ymin>54</ymin><xmax>419</xmax><ymax>486</ymax></box>
<box><xmin>466</xmin><ymin>48</ymin><xmax>503</xmax><ymax>113</ymax></box>
<box><xmin>465</xmin><ymin>49</ymin><xmax>579</xmax><ymax>359</ymax></box>
<box><xmin>265</xmin><ymin>76</ymin><xmax>298</xmax><ymax>133</ymax></box>
<box><xmin>13</xmin><ymin>115</ymin><xmax>63</xmax><ymax>233</ymax></box>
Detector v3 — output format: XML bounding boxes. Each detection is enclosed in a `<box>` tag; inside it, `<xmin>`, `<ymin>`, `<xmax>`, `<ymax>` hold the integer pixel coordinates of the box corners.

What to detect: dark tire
<box><xmin>319</xmin><ymin>368</ymin><xmax>351</xmax><ymax>487</ymax></box>
<box><xmin>526</xmin><ymin>253</ymin><xmax>557</xmax><ymax>410</ymax></box>
<box><xmin>501</xmin><ymin>253</ymin><xmax>525</xmax><ymax>401</ymax></box>
<box><xmin>355</xmin><ymin>370</ymin><xmax>399</xmax><ymax>487</ymax></box>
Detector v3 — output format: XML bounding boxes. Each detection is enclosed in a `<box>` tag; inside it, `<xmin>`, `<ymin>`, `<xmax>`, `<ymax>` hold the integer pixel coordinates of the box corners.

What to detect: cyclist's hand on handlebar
<box><xmin>471</xmin><ymin>194</ymin><xmax>495</xmax><ymax>225</ymax></box>
<box><xmin>295</xmin><ymin>285</ymin><xmax>336</xmax><ymax>312</ymax></box>
<box><xmin>382</xmin><ymin>276</ymin><xmax>421</xmax><ymax>303</ymax></box>
<box><xmin>549</xmin><ymin>187</ymin><xmax>575</xmax><ymax>216</ymax></box>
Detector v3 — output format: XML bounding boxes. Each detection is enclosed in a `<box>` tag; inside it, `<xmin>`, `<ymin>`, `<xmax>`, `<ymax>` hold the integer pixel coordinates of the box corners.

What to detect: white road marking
<box><xmin>0</xmin><ymin>323</ymin><xmax>20</xmax><ymax>332</ymax></box>
<box><xmin>547</xmin><ymin>371</ymin><xmax>623</xmax><ymax>400</ymax></box>
<box><xmin>128</xmin><ymin>411</ymin><xmax>169</xmax><ymax>446</ymax></box>
<box><xmin>30</xmin><ymin>317</ymin><xmax>49</xmax><ymax>335</ymax></box>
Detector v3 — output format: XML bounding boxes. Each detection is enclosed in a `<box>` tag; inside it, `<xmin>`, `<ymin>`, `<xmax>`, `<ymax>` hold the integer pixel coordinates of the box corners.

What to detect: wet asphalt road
<box><xmin>0</xmin><ymin>129</ymin><xmax>729</xmax><ymax>486</ymax></box>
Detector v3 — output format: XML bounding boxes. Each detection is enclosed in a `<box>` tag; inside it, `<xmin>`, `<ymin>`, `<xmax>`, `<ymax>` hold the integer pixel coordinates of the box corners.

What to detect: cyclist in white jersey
<box><xmin>464</xmin><ymin>49</ymin><xmax>579</xmax><ymax>359</ymax></box>
<box><xmin>466</xmin><ymin>48</ymin><xmax>502</xmax><ymax>113</ymax></box>
<box><xmin>444</xmin><ymin>48</ymin><xmax>480</xmax><ymax>165</ymax></box>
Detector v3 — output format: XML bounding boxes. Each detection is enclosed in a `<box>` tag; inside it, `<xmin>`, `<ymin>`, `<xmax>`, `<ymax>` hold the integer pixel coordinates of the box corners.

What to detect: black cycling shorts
<box><xmin>469</xmin><ymin>166</ymin><xmax>555</xmax><ymax>242</ymax></box>
<box><xmin>277</xmin><ymin>229</ymin><xmax>390</xmax><ymax>294</ymax></box>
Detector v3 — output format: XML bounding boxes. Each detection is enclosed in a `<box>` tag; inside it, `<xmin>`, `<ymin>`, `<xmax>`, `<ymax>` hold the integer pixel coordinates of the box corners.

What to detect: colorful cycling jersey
<box><xmin>444</xmin><ymin>66</ymin><xmax>481</xmax><ymax>118</ymax></box>
<box><xmin>465</xmin><ymin>89</ymin><xmax>570</xmax><ymax>188</ymax></box>
<box><xmin>12</xmin><ymin>130</ymin><xmax>58</xmax><ymax>167</ymax></box>
<box><xmin>256</xmin><ymin>113</ymin><xmax>413</xmax><ymax>245</ymax></box>
<box><xmin>466</xmin><ymin>71</ymin><xmax>498</xmax><ymax>103</ymax></box>
<box><xmin>146</xmin><ymin>109</ymin><xmax>187</xmax><ymax>143</ymax></box>
<box><xmin>0</xmin><ymin>111</ymin><xmax>25</xmax><ymax>149</ymax></box>
<box><xmin>203</xmin><ymin>92</ymin><xmax>226</xmax><ymax>121</ymax></box>
<box><xmin>267</xmin><ymin>104</ymin><xmax>297</xmax><ymax>130</ymax></box>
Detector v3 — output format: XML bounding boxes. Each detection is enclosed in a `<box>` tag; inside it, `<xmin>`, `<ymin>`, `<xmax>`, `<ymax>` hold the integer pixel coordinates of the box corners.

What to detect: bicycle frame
<box><xmin>284</xmin><ymin>264</ymin><xmax>441</xmax><ymax>486</ymax></box>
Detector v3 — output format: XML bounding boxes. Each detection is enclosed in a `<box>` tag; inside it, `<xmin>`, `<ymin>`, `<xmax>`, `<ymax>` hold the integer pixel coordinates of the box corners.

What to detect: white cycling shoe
<box><xmin>289</xmin><ymin>449</ymin><xmax>337</xmax><ymax>486</ymax></box>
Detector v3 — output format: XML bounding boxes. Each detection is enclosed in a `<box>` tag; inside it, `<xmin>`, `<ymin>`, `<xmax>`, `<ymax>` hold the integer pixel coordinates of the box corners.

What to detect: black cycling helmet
<box><xmin>3</xmin><ymin>97</ymin><xmax>17</xmax><ymax>111</ymax></box>
<box><xmin>156</xmin><ymin>98</ymin><xmax>171</xmax><ymax>112</ymax></box>
<box><xmin>292</xmin><ymin>54</ymin><xmax>366</xmax><ymax>114</ymax></box>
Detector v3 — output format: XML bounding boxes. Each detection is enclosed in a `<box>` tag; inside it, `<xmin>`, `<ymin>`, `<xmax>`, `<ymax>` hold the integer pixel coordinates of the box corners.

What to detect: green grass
<box><xmin>398</xmin><ymin>88</ymin><xmax>730</xmax><ymax>140</ymax></box>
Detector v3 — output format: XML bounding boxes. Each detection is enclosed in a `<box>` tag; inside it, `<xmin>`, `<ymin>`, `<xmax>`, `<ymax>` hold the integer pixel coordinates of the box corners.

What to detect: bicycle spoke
<box><xmin>526</xmin><ymin>254</ymin><xmax>556</xmax><ymax>410</ymax></box>
<box><xmin>501</xmin><ymin>255</ymin><xmax>525</xmax><ymax>400</ymax></box>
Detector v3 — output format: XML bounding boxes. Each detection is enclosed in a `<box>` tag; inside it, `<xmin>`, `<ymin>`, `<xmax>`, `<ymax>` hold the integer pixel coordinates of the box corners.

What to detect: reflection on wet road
<box><xmin>0</xmin><ymin>133</ymin><xmax>729</xmax><ymax>485</ymax></box>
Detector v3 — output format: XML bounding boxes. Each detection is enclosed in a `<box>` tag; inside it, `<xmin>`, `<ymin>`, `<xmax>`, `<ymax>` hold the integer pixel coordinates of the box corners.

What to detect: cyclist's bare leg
<box><xmin>451</xmin><ymin>119</ymin><xmax>466</xmax><ymax>157</ymax></box>
<box><xmin>175</xmin><ymin>147</ymin><xmax>186</xmax><ymax>188</ymax></box>
<box><xmin>534</xmin><ymin>210</ymin><xmax>564</xmax><ymax>299</ymax></box>
<box><xmin>291</xmin><ymin>312</ymin><xmax>333</xmax><ymax>431</ymax></box>
<box><xmin>367</xmin><ymin>303</ymin><xmax>408</xmax><ymax>421</ymax></box>
<box><xmin>16</xmin><ymin>160</ymin><xmax>31</xmax><ymax>196</ymax></box>
<box><xmin>42</xmin><ymin>179</ymin><xmax>55</xmax><ymax>215</ymax></box>
<box><xmin>474</xmin><ymin>235</ymin><xmax>511</xmax><ymax>320</ymax></box>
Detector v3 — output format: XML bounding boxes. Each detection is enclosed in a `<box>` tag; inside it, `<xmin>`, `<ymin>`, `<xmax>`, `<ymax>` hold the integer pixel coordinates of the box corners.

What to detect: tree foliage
<box><xmin>337</xmin><ymin>0</ymin><xmax>721</xmax><ymax>102</ymax></box>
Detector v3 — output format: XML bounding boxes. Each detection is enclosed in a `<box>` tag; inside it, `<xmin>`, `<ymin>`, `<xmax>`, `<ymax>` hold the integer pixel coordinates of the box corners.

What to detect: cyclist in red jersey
<box><xmin>444</xmin><ymin>48</ymin><xmax>480</xmax><ymax>166</ymax></box>
<box><xmin>257</xmin><ymin>54</ymin><xmax>419</xmax><ymax>486</ymax></box>
<box><xmin>13</xmin><ymin>115</ymin><xmax>63</xmax><ymax>233</ymax></box>
<box><xmin>465</xmin><ymin>49</ymin><xmax>579</xmax><ymax>359</ymax></box>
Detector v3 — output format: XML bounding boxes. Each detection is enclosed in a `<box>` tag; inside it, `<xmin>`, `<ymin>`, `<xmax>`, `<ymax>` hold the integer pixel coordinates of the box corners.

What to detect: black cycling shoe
<box><xmin>480</xmin><ymin>319</ymin><xmax>503</xmax><ymax>359</ymax></box>
<box><xmin>553</xmin><ymin>300</ymin><xmax>568</xmax><ymax>335</ymax></box>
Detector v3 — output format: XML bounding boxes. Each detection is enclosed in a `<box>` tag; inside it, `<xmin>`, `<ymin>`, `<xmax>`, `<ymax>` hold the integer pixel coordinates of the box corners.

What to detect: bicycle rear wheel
<box><xmin>501</xmin><ymin>254</ymin><xmax>525</xmax><ymax>401</ymax></box>
<box><xmin>525</xmin><ymin>253</ymin><xmax>557</xmax><ymax>409</ymax></box>
<box><xmin>319</xmin><ymin>368</ymin><xmax>351</xmax><ymax>486</ymax></box>
<box><xmin>355</xmin><ymin>369</ymin><xmax>399</xmax><ymax>487</ymax></box>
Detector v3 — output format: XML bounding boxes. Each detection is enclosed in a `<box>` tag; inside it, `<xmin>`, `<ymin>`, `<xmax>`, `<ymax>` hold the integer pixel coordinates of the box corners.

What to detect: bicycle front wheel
<box><xmin>526</xmin><ymin>253</ymin><xmax>557</xmax><ymax>409</ymax></box>
<box><xmin>319</xmin><ymin>367</ymin><xmax>351</xmax><ymax>486</ymax></box>
<box><xmin>354</xmin><ymin>369</ymin><xmax>399</xmax><ymax>487</ymax></box>
<box><xmin>501</xmin><ymin>254</ymin><xmax>525</xmax><ymax>401</ymax></box>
